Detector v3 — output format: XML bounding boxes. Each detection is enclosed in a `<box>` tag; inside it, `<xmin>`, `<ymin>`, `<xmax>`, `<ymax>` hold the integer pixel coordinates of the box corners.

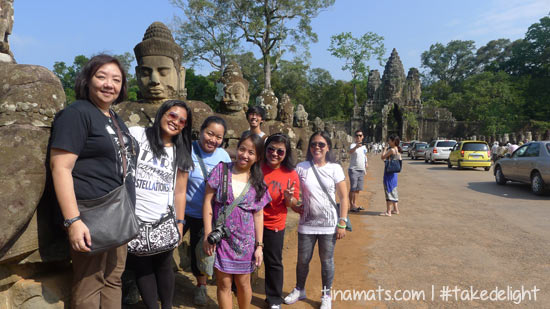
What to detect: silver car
<box><xmin>494</xmin><ymin>141</ymin><xmax>550</xmax><ymax>195</ymax></box>
<box><xmin>425</xmin><ymin>140</ymin><xmax>457</xmax><ymax>163</ymax></box>
<box><xmin>410</xmin><ymin>143</ymin><xmax>428</xmax><ymax>160</ymax></box>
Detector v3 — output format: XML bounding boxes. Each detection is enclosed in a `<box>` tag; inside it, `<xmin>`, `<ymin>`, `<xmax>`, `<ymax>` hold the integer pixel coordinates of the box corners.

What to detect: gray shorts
<box><xmin>348</xmin><ymin>169</ymin><xmax>365</xmax><ymax>191</ymax></box>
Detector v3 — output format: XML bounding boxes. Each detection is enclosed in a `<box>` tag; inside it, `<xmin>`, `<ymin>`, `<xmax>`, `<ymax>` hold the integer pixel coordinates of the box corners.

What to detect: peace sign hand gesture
<box><xmin>283</xmin><ymin>179</ymin><xmax>295</xmax><ymax>202</ymax></box>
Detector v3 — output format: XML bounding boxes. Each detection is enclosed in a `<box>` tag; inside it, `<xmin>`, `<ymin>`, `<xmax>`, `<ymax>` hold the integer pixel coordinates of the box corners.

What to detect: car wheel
<box><xmin>484</xmin><ymin>166</ymin><xmax>491</xmax><ymax>171</ymax></box>
<box><xmin>424</xmin><ymin>156</ymin><xmax>428</xmax><ymax>163</ymax></box>
<box><xmin>447</xmin><ymin>160</ymin><xmax>452</xmax><ymax>169</ymax></box>
<box><xmin>531</xmin><ymin>172</ymin><xmax>546</xmax><ymax>195</ymax></box>
<box><xmin>457</xmin><ymin>161</ymin><xmax>462</xmax><ymax>170</ymax></box>
<box><xmin>495</xmin><ymin>166</ymin><xmax>507</xmax><ymax>185</ymax></box>
<box><xmin>430</xmin><ymin>156</ymin><xmax>435</xmax><ymax>164</ymax></box>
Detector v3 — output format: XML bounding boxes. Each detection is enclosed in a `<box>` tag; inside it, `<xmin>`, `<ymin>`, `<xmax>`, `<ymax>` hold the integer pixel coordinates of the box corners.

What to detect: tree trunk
<box><xmin>220</xmin><ymin>55</ymin><xmax>226</xmax><ymax>74</ymax></box>
<box><xmin>353</xmin><ymin>82</ymin><xmax>358</xmax><ymax>106</ymax></box>
<box><xmin>264</xmin><ymin>55</ymin><xmax>271</xmax><ymax>89</ymax></box>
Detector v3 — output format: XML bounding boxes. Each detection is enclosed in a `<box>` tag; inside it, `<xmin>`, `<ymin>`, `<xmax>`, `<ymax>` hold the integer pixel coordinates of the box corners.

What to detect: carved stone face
<box><xmin>136</xmin><ymin>56</ymin><xmax>178</xmax><ymax>100</ymax></box>
<box><xmin>222</xmin><ymin>81</ymin><xmax>249</xmax><ymax>112</ymax></box>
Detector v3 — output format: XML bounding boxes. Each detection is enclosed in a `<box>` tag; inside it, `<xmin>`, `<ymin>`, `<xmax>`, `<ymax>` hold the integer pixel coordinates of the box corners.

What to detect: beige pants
<box><xmin>70</xmin><ymin>244</ymin><xmax>127</xmax><ymax>309</ymax></box>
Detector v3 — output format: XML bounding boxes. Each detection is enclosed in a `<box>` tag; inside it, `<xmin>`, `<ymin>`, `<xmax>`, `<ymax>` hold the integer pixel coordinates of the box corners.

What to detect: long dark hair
<box><xmin>237</xmin><ymin>131</ymin><xmax>267</xmax><ymax>202</ymax></box>
<box><xmin>388</xmin><ymin>134</ymin><xmax>402</xmax><ymax>153</ymax></box>
<box><xmin>264</xmin><ymin>133</ymin><xmax>295</xmax><ymax>170</ymax></box>
<box><xmin>306</xmin><ymin>131</ymin><xmax>337</xmax><ymax>163</ymax></box>
<box><xmin>145</xmin><ymin>100</ymin><xmax>193</xmax><ymax>171</ymax></box>
<box><xmin>75</xmin><ymin>54</ymin><xmax>128</xmax><ymax>104</ymax></box>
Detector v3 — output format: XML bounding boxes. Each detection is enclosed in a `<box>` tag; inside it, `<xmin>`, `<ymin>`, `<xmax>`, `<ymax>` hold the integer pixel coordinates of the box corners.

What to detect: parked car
<box><xmin>425</xmin><ymin>140</ymin><xmax>457</xmax><ymax>163</ymax></box>
<box><xmin>448</xmin><ymin>141</ymin><xmax>492</xmax><ymax>171</ymax></box>
<box><xmin>407</xmin><ymin>141</ymin><xmax>421</xmax><ymax>157</ymax></box>
<box><xmin>410</xmin><ymin>143</ymin><xmax>428</xmax><ymax>160</ymax></box>
<box><xmin>494</xmin><ymin>141</ymin><xmax>550</xmax><ymax>195</ymax></box>
<box><xmin>401</xmin><ymin>141</ymin><xmax>412</xmax><ymax>154</ymax></box>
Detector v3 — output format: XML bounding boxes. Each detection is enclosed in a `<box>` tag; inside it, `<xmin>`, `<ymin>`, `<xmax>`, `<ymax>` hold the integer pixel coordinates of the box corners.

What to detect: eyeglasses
<box><xmin>310</xmin><ymin>142</ymin><xmax>327</xmax><ymax>149</ymax></box>
<box><xmin>355</xmin><ymin>134</ymin><xmax>363</xmax><ymax>137</ymax></box>
<box><xmin>266</xmin><ymin>146</ymin><xmax>286</xmax><ymax>156</ymax></box>
<box><xmin>166</xmin><ymin>111</ymin><xmax>186</xmax><ymax>126</ymax></box>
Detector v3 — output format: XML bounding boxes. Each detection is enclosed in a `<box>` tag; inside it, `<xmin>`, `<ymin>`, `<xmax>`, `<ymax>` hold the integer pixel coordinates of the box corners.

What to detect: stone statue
<box><xmin>277</xmin><ymin>93</ymin><xmax>294</xmax><ymax>126</ymax></box>
<box><xmin>0</xmin><ymin>0</ymin><xmax>15</xmax><ymax>63</ymax></box>
<box><xmin>313</xmin><ymin>117</ymin><xmax>324</xmax><ymax>132</ymax></box>
<box><xmin>366</xmin><ymin>70</ymin><xmax>381</xmax><ymax>100</ymax></box>
<box><xmin>116</xmin><ymin>22</ymin><xmax>210</xmax><ymax>133</ymax></box>
<box><xmin>256</xmin><ymin>88</ymin><xmax>278</xmax><ymax>120</ymax></box>
<box><xmin>294</xmin><ymin>104</ymin><xmax>308</xmax><ymax>128</ymax></box>
<box><xmin>215</xmin><ymin>61</ymin><xmax>249</xmax><ymax>115</ymax></box>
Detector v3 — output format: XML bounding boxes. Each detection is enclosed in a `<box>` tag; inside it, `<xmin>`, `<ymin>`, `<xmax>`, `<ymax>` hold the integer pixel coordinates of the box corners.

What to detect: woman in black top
<box><xmin>50</xmin><ymin>54</ymin><xmax>138</xmax><ymax>309</ymax></box>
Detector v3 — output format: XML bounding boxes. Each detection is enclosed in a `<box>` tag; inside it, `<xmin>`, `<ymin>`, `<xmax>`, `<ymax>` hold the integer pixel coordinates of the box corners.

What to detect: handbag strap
<box><xmin>309</xmin><ymin>161</ymin><xmax>338</xmax><ymax>212</ymax></box>
<box><xmin>109</xmin><ymin>109</ymin><xmax>130</xmax><ymax>180</ymax></box>
<box><xmin>193</xmin><ymin>141</ymin><xmax>209</xmax><ymax>181</ymax></box>
<box><xmin>215</xmin><ymin>163</ymin><xmax>251</xmax><ymax>227</ymax></box>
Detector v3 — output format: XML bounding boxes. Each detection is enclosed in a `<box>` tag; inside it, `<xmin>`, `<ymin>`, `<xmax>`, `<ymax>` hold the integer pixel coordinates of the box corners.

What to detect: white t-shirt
<box><xmin>130</xmin><ymin>126</ymin><xmax>176</xmax><ymax>222</ymax></box>
<box><xmin>296</xmin><ymin>161</ymin><xmax>346</xmax><ymax>234</ymax></box>
<box><xmin>349</xmin><ymin>143</ymin><xmax>368</xmax><ymax>171</ymax></box>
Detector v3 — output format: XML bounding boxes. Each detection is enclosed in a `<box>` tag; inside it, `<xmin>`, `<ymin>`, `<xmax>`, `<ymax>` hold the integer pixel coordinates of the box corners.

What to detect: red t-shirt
<box><xmin>262</xmin><ymin>163</ymin><xmax>300</xmax><ymax>231</ymax></box>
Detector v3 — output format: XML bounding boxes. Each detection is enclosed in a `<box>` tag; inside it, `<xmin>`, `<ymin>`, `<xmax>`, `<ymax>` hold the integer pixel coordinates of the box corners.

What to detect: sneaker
<box><xmin>320</xmin><ymin>295</ymin><xmax>332</xmax><ymax>309</ymax></box>
<box><xmin>194</xmin><ymin>285</ymin><xmax>207</xmax><ymax>306</ymax></box>
<box><xmin>270</xmin><ymin>305</ymin><xmax>281</xmax><ymax>309</ymax></box>
<box><xmin>284</xmin><ymin>288</ymin><xmax>306</xmax><ymax>304</ymax></box>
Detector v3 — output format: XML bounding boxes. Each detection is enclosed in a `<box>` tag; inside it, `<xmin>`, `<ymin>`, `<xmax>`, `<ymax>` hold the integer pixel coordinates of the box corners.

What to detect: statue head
<box><xmin>216</xmin><ymin>61</ymin><xmax>249</xmax><ymax>114</ymax></box>
<box><xmin>294</xmin><ymin>104</ymin><xmax>308</xmax><ymax>128</ymax></box>
<box><xmin>0</xmin><ymin>0</ymin><xmax>15</xmax><ymax>62</ymax></box>
<box><xmin>134</xmin><ymin>22</ymin><xmax>185</xmax><ymax>102</ymax></box>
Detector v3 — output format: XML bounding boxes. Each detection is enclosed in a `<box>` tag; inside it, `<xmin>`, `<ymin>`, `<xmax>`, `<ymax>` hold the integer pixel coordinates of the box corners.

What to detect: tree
<box><xmin>328</xmin><ymin>31</ymin><xmax>385</xmax><ymax>106</ymax></box>
<box><xmin>523</xmin><ymin>15</ymin><xmax>550</xmax><ymax>75</ymax></box>
<box><xmin>421</xmin><ymin>40</ymin><xmax>477</xmax><ymax>85</ymax></box>
<box><xmin>172</xmin><ymin>0</ymin><xmax>243</xmax><ymax>73</ymax></box>
<box><xmin>475</xmin><ymin>39</ymin><xmax>511</xmax><ymax>72</ymax></box>
<box><xmin>231</xmin><ymin>0</ymin><xmax>335</xmax><ymax>90</ymax></box>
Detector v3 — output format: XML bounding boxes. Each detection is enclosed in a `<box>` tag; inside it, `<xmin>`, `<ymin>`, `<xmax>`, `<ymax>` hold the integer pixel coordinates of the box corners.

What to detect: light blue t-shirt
<box><xmin>186</xmin><ymin>141</ymin><xmax>231</xmax><ymax>218</ymax></box>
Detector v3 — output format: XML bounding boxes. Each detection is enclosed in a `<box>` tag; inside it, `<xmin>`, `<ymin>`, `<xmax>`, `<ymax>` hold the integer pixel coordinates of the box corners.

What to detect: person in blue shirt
<box><xmin>185</xmin><ymin>116</ymin><xmax>231</xmax><ymax>305</ymax></box>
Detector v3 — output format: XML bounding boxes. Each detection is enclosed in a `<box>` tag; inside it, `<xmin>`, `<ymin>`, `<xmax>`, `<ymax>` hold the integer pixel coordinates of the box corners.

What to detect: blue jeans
<box><xmin>296</xmin><ymin>233</ymin><xmax>337</xmax><ymax>292</ymax></box>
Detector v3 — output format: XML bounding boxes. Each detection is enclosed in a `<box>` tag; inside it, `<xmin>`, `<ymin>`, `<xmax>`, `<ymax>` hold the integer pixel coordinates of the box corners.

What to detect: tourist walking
<box><xmin>185</xmin><ymin>116</ymin><xmax>231</xmax><ymax>305</ymax></box>
<box><xmin>348</xmin><ymin>129</ymin><xmax>368</xmax><ymax>212</ymax></box>
<box><xmin>261</xmin><ymin>134</ymin><xmax>300</xmax><ymax>309</ymax></box>
<box><xmin>49</xmin><ymin>54</ymin><xmax>138</xmax><ymax>308</ymax></box>
<box><xmin>202</xmin><ymin>132</ymin><xmax>271</xmax><ymax>309</ymax></box>
<box><xmin>126</xmin><ymin>100</ymin><xmax>193</xmax><ymax>309</ymax></box>
<box><xmin>380</xmin><ymin>134</ymin><xmax>402</xmax><ymax>216</ymax></box>
<box><xmin>284</xmin><ymin>131</ymin><xmax>349</xmax><ymax>309</ymax></box>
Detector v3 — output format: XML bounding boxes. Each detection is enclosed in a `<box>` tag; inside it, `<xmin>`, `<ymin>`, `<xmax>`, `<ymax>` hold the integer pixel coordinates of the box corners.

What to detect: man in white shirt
<box><xmin>348</xmin><ymin>130</ymin><xmax>368</xmax><ymax>212</ymax></box>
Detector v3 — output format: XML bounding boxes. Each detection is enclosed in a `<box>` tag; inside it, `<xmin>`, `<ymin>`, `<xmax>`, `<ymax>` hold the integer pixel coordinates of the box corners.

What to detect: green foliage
<box><xmin>185</xmin><ymin>68</ymin><xmax>219</xmax><ymax>111</ymax></box>
<box><xmin>421</xmin><ymin>40</ymin><xmax>477</xmax><ymax>84</ymax></box>
<box><xmin>328</xmin><ymin>31</ymin><xmax>385</xmax><ymax>105</ymax></box>
<box><xmin>232</xmin><ymin>0</ymin><xmax>336</xmax><ymax>89</ymax></box>
<box><xmin>172</xmin><ymin>0</ymin><xmax>242</xmax><ymax>72</ymax></box>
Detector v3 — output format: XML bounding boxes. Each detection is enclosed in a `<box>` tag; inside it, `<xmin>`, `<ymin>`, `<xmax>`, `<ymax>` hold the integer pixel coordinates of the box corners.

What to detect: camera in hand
<box><xmin>207</xmin><ymin>225</ymin><xmax>231</xmax><ymax>245</ymax></box>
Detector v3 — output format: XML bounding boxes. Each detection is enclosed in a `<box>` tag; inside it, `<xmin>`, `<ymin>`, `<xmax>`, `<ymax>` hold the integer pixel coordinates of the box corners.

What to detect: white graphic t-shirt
<box><xmin>130</xmin><ymin>126</ymin><xmax>175</xmax><ymax>222</ymax></box>
<box><xmin>296</xmin><ymin>161</ymin><xmax>346</xmax><ymax>234</ymax></box>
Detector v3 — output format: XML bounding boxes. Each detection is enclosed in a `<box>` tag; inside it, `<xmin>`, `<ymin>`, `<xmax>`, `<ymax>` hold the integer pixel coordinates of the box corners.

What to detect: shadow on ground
<box><xmin>467</xmin><ymin>181</ymin><xmax>549</xmax><ymax>200</ymax></box>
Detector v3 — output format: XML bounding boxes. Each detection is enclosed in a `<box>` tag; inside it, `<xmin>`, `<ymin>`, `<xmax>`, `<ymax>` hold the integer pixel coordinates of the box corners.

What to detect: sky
<box><xmin>11</xmin><ymin>0</ymin><xmax>550</xmax><ymax>81</ymax></box>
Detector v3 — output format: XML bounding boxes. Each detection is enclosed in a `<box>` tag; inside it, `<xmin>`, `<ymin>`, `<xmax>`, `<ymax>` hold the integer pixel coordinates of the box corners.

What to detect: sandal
<box><xmin>379</xmin><ymin>212</ymin><xmax>391</xmax><ymax>217</ymax></box>
<box><xmin>391</xmin><ymin>210</ymin><xmax>399</xmax><ymax>215</ymax></box>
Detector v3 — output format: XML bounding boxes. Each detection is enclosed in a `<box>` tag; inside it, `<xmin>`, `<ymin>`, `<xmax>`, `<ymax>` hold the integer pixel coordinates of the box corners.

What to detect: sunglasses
<box><xmin>356</xmin><ymin>134</ymin><xmax>363</xmax><ymax>137</ymax></box>
<box><xmin>310</xmin><ymin>142</ymin><xmax>327</xmax><ymax>149</ymax></box>
<box><xmin>166</xmin><ymin>111</ymin><xmax>186</xmax><ymax>126</ymax></box>
<box><xmin>266</xmin><ymin>146</ymin><xmax>286</xmax><ymax>157</ymax></box>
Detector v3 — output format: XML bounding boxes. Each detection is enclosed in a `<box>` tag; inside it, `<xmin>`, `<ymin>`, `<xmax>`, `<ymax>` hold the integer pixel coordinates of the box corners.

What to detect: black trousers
<box><xmin>127</xmin><ymin>250</ymin><xmax>174</xmax><ymax>309</ymax></box>
<box><xmin>264</xmin><ymin>227</ymin><xmax>285</xmax><ymax>305</ymax></box>
<box><xmin>183</xmin><ymin>215</ymin><xmax>204</xmax><ymax>277</ymax></box>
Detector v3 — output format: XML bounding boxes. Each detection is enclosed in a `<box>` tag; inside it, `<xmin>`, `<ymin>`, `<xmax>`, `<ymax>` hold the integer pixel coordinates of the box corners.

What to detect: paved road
<box><xmin>360</xmin><ymin>154</ymin><xmax>549</xmax><ymax>308</ymax></box>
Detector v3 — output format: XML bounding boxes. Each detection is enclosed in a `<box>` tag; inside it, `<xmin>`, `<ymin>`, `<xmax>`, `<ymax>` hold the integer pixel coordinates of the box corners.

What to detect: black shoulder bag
<box><xmin>77</xmin><ymin>111</ymin><xmax>139</xmax><ymax>254</ymax></box>
<box><xmin>309</xmin><ymin>161</ymin><xmax>352</xmax><ymax>232</ymax></box>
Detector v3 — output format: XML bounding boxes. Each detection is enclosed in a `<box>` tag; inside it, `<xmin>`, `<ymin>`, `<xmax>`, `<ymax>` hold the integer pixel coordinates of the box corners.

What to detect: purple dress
<box><xmin>207</xmin><ymin>162</ymin><xmax>271</xmax><ymax>274</ymax></box>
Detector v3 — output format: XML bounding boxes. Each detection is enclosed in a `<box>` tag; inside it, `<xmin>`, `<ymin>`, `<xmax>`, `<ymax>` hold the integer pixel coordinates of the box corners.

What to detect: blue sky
<box><xmin>11</xmin><ymin>0</ymin><xmax>549</xmax><ymax>81</ymax></box>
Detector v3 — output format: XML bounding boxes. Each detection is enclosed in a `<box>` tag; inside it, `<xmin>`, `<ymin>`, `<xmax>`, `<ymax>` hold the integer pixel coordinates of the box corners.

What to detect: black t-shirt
<box><xmin>50</xmin><ymin>100</ymin><xmax>138</xmax><ymax>202</ymax></box>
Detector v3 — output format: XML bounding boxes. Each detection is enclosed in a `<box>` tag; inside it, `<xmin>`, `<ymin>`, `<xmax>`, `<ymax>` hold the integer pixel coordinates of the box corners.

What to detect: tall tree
<box><xmin>328</xmin><ymin>31</ymin><xmax>385</xmax><ymax>106</ymax></box>
<box><xmin>421</xmin><ymin>40</ymin><xmax>477</xmax><ymax>85</ymax></box>
<box><xmin>475</xmin><ymin>39</ymin><xmax>511</xmax><ymax>72</ymax></box>
<box><xmin>231</xmin><ymin>0</ymin><xmax>335</xmax><ymax>90</ymax></box>
<box><xmin>172</xmin><ymin>0</ymin><xmax>243</xmax><ymax>73</ymax></box>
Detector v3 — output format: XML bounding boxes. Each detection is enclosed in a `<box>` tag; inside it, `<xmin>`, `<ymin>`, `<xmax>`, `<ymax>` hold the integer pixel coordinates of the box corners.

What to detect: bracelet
<box><xmin>338</xmin><ymin>217</ymin><xmax>348</xmax><ymax>223</ymax></box>
<box><xmin>337</xmin><ymin>223</ymin><xmax>347</xmax><ymax>229</ymax></box>
<box><xmin>176</xmin><ymin>219</ymin><xmax>186</xmax><ymax>225</ymax></box>
<box><xmin>255</xmin><ymin>241</ymin><xmax>264</xmax><ymax>248</ymax></box>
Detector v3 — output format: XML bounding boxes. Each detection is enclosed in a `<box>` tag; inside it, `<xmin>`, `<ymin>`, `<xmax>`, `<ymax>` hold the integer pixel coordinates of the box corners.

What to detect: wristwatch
<box><xmin>176</xmin><ymin>219</ymin><xmax>186</xmax><ymax>225</ymax></box>
<box><xmin>63</xmin><ymin>216</ymin><xmax>81</xmax><ymax>228</ymax></box>
<box><xmin>255</xmin><ymin>241</ymin><xmax>264</xmax><ymax>248</ymax></box>
<box><xmin>338</xmin><ymin>217</ymin><xmax>348</xmax><ymax>224</ymax></box>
